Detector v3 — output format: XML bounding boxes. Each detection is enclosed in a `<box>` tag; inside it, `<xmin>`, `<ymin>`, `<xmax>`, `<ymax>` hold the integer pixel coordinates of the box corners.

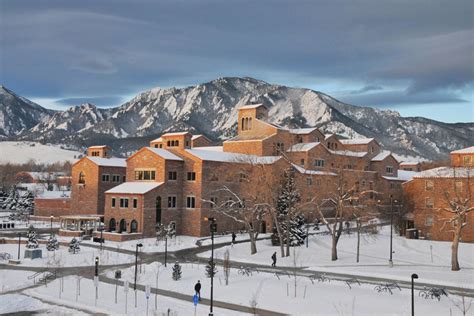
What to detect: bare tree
<box><xmin>437</xmin><ymin>168</ymin><xmax>473</xmax><ymax>271</ymax></box>
<box><xmin>223</xmin><ymin>249</ymin><xmax>230</xmax><ymax>285</ymax></box>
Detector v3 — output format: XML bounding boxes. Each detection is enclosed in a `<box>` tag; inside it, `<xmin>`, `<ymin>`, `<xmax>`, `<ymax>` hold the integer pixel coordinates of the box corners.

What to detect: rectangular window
<box><xmin>134</xmin><ymin>170</ymin><xmax>156</xmax><ymax>181</ymax></box>
<box><xmin>314</xmin><ymin>159</ymin><xmax>325</xmax><ymax>167</ymax></box>
<box><xmin>168</xmin><ymin>171</ymin><xmax>177</xmax><ymax>181</ymax></box>
<box><xmin>112</xmin><ymin>174</ymin><xmax>121</xmax><ymax>182</ymax></box>
<box><xmin>463</xmin><ymin>156</ymin><xmax>472</xmax><ymax>166</ymax></box>
<box><xmin>186</xmin><ymin>196</ymin><xmax>196</xmax><ymax>209</ymax></box>
<box><xmin>187</xmin><ymin>172</ymin><xmax>196</xmax><ymax>181</ymax></box>
<box><xmin>101</xmin><ymin>174</ymin><xmax>110</xmax><ymax>182</ymax></box>
<box><xmin>386</xmin><ymin>166</ymin><xmax>394</xmax><ymax>174</ymax></box>
<box><xmin>133</xmin><ymin>198</ymin><xmax>138</xmax><ymax>209</ymax></box>
<box><xmin>120</xmin><ymin>198</ymin><xmax>129</xmax><ymax>208</ymax></box>
<box><xmin>111</xmin><ymin>198</ymin><xmax>116</xmax><ymax>208</ymax></box>
<box><xmin>122</xmin><ymin>175</ymin><xmax>126</xmax><ymax>182</ymax></box>
<box><xmin>425</xmin><ymin>197</ymin><xmax>434</xmax><ymax>208</ymax></box>
<box><xmin>425</xmin><ymin>216</ymin><xmax>434</xmax><ymax>226</ymax></box>
<box><xmin>300</xmin><ymin>159</ymin><xmax>305</xmax><ymax>166</ymax></box>
<box><xmin>210</xmin><ymin>197</ymin><xmax>218</xmax><ymax>208</ymax></box>
<box><xmin>167</xmin><ymin>196</ymin><xmax>177</xmax><ymax>208</ymax></box>
<box><xmin>425</xmin><ymin>180</ymin><xmax>434</xmax><ymax>191</ymax></box>
<box><xmin>239</xmin><ymin>172</ymin><xmax>248</xmax><ymax>183</ymax></box>
<box><xmin>306</xmin><ymin>177</ymin><xmax>313</xmax><ymax>186</ymax></box>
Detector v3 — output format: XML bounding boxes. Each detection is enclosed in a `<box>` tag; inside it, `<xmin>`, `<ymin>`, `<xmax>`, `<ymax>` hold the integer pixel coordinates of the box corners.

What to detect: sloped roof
<box><xmin>329</xmin><ymin>149</ymin><xmax>368</xmax><ymax>158</ymax></box>
<box><xmin>340</xmin><ymin>138</ymin><xmax>375</xmax><ymax>145</ymax></box>
<box><xmin>106</xmin><ymin>182</ymin><xmax>164</xmax><ymax>194</ymax></box>
<box><xmin>146</xmin><ymin>147</ymin><xmax>184</xmax><ymax>161</ymax></box>
<box><xmin>413</xmin><ymin>167</ymin><xmax>472</xmax><ymax>178</ymax></box>
<box><xmin>195</xmin><ymin>146</ymin><xmax>224</xmax><ymax>152</ymax></box>
<box><xmin>238</xmin><ymin>103</ymin><xmax>267</xmax><ymax>110</ymax></box>
<box><xmin>287</xmin><ymin>142</ymin><xmax>321</xmax><ymax>152</ymax></box>
<box><xmin>88</xmin><ymin>145</ymin><xmax>109</xmax><ymax>149</ymax></box>
<box><xmin>451</xmin><ymin>146</ymin><xmax>474</xmax><ymax>154</ymax></box>
<box><xmin>186</xmin><ymin>149</ymin><xmax>280</xmax><ymax>164</ymax></box>
<box><xmin>161</xmin><ymin>132</ymin><xmax>191</xmax><ymax>137</ymax></box>
<box><xmin>151</xmin><ymin>137</ymin><xmax>163</xmax><ymax>142</ymax></box>
<box><xmin>371</xmin><ymin>150</ymin><xmax>395</xmax><ymax>162</ymax></box>
<box><xmin>289</xmin><ymin>128</ymin><xmax>319</xmax><ymax>135</ymax></box>
<box><xmin>400</xmin><ymin>161</ymin><xmax>420</xmax><ymax>166</ymax></box>
<box><xmin>291</xmin><ymin>163</ymin><xmax>337</xmax><ymax>176</ymax></box>
<box><xmin>86</xmin><ymin>157</ymin><xmax>127</xmax><ymax>167</ymax></box>
<box><xmin>36</xmin><ymin>190</ymin><xmax>71</xmax><ymax>199</ymax></box>
<box><xmin>382</xmin><ymin>170</ymin><xmax>418</xmax><ymax>182</ymax></box>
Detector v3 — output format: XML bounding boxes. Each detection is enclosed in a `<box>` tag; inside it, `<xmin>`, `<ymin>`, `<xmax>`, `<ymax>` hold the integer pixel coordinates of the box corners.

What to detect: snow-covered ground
<box><xmin>0</xmin><ymin>141</ymin><xmax>81</xmax><ymax>164</ymax></box>
<box><xmin>0</xmin><ymin>243</ymin><xmax>135</xmax><ymax>267</ymax></box>
<box><xmin>107</xmin><ymin>262</ymin><xmax>466</xmax><ymax>316</ymax></box>
<box><xmin>25</xmin><ymin>276</ymin><xmax>248</xmax><ymax>315</ymax></box>
<box><xmin>0</xmin><ymin>293</ymin><xmax>87</xmax><ymax>315</ymax></box>
<box><xmin>199</xmin><ymin>227</ymin><xmax>474</xmax><ymax>290</ymax></box>
<box><xmin>0</xmin><ymin>269</ymin><xmax>38</xmax><ymax>293</ymax></box>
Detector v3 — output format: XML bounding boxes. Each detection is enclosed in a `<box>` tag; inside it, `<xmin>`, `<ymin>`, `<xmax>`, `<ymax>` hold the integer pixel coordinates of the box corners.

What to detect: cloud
<box><xmin>55</xmin><ymin>96</ymin><xmax>125</xmax><ymax>107</ymax></box>
<box><xmin>350</xmin><ymin>85</ymin><xmax>383</xmax><ymax>94</ymax></box>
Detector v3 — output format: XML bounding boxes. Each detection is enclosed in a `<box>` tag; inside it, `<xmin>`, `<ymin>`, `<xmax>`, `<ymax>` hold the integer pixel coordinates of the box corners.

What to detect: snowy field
<box><xmin>0</xmin><ymin>141</ymin><xmax>81</xmax><ymax>164</ymax></box>
<box><xmin>106</xmin><ymin>262</ymin><xmax>467</xmax><ymax>316</ymax></box>
<box><xmin>199</xmin><ymin>227</ymin><xmax>474</xmax><ymax>290</ymax></box>
<box><xmin>0</xmin><ymin>243</ymin><xmax>135</xmax><ymax>267</ymax></box>
<box><xmin>0</xmin><ymin>293</ymin><xmax>87</xmax><ymax>315</ymax></box>
<box><xmin>25</xmin><ymin>276</ymin><xmax>249</xmax><ymax>315</ymax></box>
<box><xmin>0</xmin><ymin>269</ymin><xmax>38</xmax><ymax>293</ymax></box>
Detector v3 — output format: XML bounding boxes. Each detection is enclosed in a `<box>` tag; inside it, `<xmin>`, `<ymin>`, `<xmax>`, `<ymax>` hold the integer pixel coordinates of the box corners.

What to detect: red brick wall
<box><xmin>34</xmin><ymin>198</ymin><xmax>71</xmax><ymax>217</ymax></box>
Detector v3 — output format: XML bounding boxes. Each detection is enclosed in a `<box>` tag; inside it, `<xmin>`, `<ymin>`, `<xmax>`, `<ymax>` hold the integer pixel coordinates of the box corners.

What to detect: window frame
<box><xmin>186</xmin><ymin>196</ymin><xmax>196</xmax><ymax>209</ymax></box>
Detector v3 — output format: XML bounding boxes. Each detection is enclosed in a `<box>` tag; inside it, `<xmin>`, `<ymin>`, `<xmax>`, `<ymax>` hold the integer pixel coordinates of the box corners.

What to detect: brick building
<box><xmin>95</xmin><ymin>103</ymin><xmax>414</xmax><ymax>240</ymax></box>
<box><xmin>402</xmin><ymin>146</ymin><xmax>474</xmax><ymax>242</ymax></box>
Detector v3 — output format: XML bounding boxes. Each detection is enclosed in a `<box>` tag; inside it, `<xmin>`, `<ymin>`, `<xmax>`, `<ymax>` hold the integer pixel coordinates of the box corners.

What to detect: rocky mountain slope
<box><xmin>3</xmin><ymin>77</ymin><xmax>473</xmax><ymax>160</ymax></box>
<box><xmin>0</xmin><ymin>86</ymin><xmax>54</xmax><ymax>138</ymax></box>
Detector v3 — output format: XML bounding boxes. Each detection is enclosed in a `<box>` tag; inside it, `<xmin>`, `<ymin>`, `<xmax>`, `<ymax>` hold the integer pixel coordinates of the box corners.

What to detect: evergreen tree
<box><xmin>26</xmin><ymin>225</ymin><xmax>39</xmax><ymax>249</ymax></box>
<box><xmin>47</xmin><ymin>233</ymin><xmax>59</xmax><ymax>251</ymax></box>
<box><xmin>271</xmin><ymin>168</ymin><xmax>307</xmax><ymax>247</ymax></box>
<box><xmin>205</xmin><ymin>257</ymin><xmax>217</xmax><ymax>278</ymax></box>
<box><xmin>68</xmin><ymin>237</ymin><xmax>80</xmax><ymax>254</ymax></box>
<box><xmin>172</xmin><ymin>261</ymin><xmax>182</xmax><ymax>281</ymax></box>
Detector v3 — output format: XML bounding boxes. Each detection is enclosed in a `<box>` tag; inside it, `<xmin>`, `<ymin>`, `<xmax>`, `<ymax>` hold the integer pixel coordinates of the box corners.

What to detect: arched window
<box><xmin>78</xmin><ymin>172</ymin><xmax>85</xmax><ymax>184</ymax></box>
<box><xmin>119</xmin><ymin>219</ymin><xmax>126</xmax><ymax>233</ymax></box>
<box><xmin>241</xmin><ymin>118</ymin><xmax>245</xmax><ymax>130</ymax></box>
<box><xmin>109</xmin><ymin>218</ymin><xmax>116</xmax><ymax>232</ymax></box>
<box><xmin>248</xmin><ymin>117</ymin><xmax>252</xmax><ymax>130</ymax></box>
<box><xmin>130</xmin><ymin>220</ymin><xmax>138</xmax><ymax>233</ymax></box>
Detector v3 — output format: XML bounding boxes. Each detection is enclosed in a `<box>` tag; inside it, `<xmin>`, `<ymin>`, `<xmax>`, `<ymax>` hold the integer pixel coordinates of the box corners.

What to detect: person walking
<box><xmin>231</xmin><ymin>232</ymin><xmax>236</xmax><ymax>246</ymax></box>
<box><xmin>271</xmin><ymin>251</ymin><xmax>277</xmax><ymax>267</ymax></box>
<box><xmin>194</xmin><ymin>280</ymin><xmax>201</xmax><ymax>301</ymax></box>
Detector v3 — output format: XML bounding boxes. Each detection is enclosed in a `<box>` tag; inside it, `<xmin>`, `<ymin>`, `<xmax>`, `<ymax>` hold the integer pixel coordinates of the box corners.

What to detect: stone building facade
<box><xmin>402</xmin><ymin>147</ymin><xmax>474</xmax><ymax>242</ymax></box>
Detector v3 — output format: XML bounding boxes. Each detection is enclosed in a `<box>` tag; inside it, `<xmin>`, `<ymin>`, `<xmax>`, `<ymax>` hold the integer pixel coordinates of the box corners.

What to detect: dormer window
<box><xmin>167</xmin><ymin>140</ymin><xmax>179</xmax><ymax>147</ymax></box>
<box><xmin>241</xmin><ymin>117</ymin><xmax>253</xmax><ymax>131</ymax></box>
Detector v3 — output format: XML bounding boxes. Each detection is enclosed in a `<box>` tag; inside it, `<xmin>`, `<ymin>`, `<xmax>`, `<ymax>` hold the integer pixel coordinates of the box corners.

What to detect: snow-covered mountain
<box><xmin>3</xmin><ymin>78</ymin><xmax>473</xmax><ymax>160</ymax></box>
<box><xmin>0</xmin><ymin>85</ymin><xmax>53</xmax><ymax>138</ymax></box>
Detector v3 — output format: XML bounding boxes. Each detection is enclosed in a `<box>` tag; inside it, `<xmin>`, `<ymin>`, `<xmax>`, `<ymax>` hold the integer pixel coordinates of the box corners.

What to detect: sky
<box><xmin>0</xmin><ymin>0</ymin><xmax>473</xmax><ymax>123</ymax></box>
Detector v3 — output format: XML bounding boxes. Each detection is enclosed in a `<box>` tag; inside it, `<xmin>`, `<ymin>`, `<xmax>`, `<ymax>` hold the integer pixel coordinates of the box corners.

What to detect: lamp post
<box><xmin>98</xmin><ymin>226</ymin><xmax>104</xmax><ymax>251</ymax></box>
<box><xmin>94</xmin><ymin>256</ymin><xmax>99</xmax><ymax>304</ymax></box>
<box><xmin>389</xmin><ymin>198</ymin><xmax>398</xmax><ymax>267</ymax></box>
<box><xmin>164</xmin><ymin>236</ymin><xmax>168</xmax><ymax>267</ymax></box>
<box><xmin>17</xmin><ymin>232</ymin><xmax>21</xmax><ymax>260</ymax></box>
<box><xmin>205</xmin><ymin>217</ymin><xmax>217</xmax><ymax>316</ymax></box>
<box><xmin>411</xmin><ymin>273</ymin><xmax>418</xmax><ymax>316</ymax></box>
<box><xmin>134</xmin><ymin>243</ymin><xmax>143</xmax><ymax>307</ymax></box>
<box><xmin>50</xmin><ymin>215</ymin><xmax>54</xmax><ymax>237</ymax></box>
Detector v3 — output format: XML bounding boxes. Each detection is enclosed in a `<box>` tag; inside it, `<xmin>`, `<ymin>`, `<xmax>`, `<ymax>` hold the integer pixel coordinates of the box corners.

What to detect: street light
<box><xmin>98</xmin><ymin>226</ymin><xmax>104</xmax><ymax>251</ymax></box>
<box><xmin>389</xmin><ymin>198</ymin><xmax>398</xmax><ymax>267</ymax></box>
<box><xmin>411</xmin><ymin>273</ymin><xmax>418</xmax><ymax>316</ymax></box>
<box><xmin>50</xmin><ymin>215</ymin><xmax>54</xmax><ymax>237</ymax></box>
<box><xmin>95</xmin><ymin>256</ymin><xmax>99</xmax><ymax>302</ymax></box>
<box><xmin>204</xmin><ymin>217</ymin><xmax>217</xmax><ymax>316</ymax></box>
<box><xmin>17</xmin><ymin>232</ymin><xmax>21</xmax><ymax>260</ymax></box>
<box><xmin>134</xmin><ymin>243</ymin><xmax>143</xmax><ymax>307</ymax></box>
<box><xmin>164</xmin><ymin>235</ymin><xmax>168</xmax><ymax>267</ymax></box>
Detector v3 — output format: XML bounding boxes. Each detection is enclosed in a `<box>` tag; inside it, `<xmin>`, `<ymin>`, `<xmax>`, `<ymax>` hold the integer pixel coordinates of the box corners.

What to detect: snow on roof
<box><xmin>191</xmin><ymin>134</ymin><xmax>208</xmax><ymax>140</ymax></box>
<box><xmin>413</xmin><ymin>167</ymin><xmax>473</xmax><ymax>178</ymax></box>
<box><xmin>289</xmin><ymin>128</ymin><xmax>318</xmax><ymax>135</ymax></box>
<box><xmin>291</xmin><ymin>164</ymin><xmax>337</xmax><ymax>176</ymax></box>
<box><xmin>88</xmin><ymin>145</ymin><xmax>109</xmax><ymax>149</ymax></box>
<box><xmin>36</xmin><ymin>190</ymin><xmax>71</xmax><ymax>199</ymax></box>
<box><xmin>324</xmin><ymin>134</ymin><xmax>334</xmax><ymax>140</ymax></box>
<box><xmin>186</xmin><ymin>149</ymin><xmax>280</xmax><ymax>164</ymax></box>
<box><xmin>371</xmin><ymin>150</ymin><xmax>394</xmax><ymax>162</ymax></box>
<box><xmin>146</xmin><ymin>147</ymin><xmax>184</xmax><ymax>161</ymax></box>
<box><xmin>329</xmin><ymin>150</ymin><xmax>368</xmax><ymax>158</ymax></box>
<box><xmin>195</xmin><ymin>146</ymin><xmax>224</xmax><ymax>152</ymax></box>
<box><xmin>451</xmin><ymin>146</ymin><xmax>474</xmax><ymax>154</ymax></box>
<box><xmin>238</xmin><ymin>103</ymin><xmax>267</xmax><ymax>110</ymax></box>
<box><xmin>287</xmin><ymin>142</ymin><xmax>320</xmax><ymax>152</ymax></box>
<box><xmin>382</xmin><ymin>170</ymin><xmax>418</xmax><ymax>182</ymax></box>
<box><xmin>106</xmin><ymin>182</ymin><xmax>164</xmax><ymax>194</ymax></box>
<box><xmin>161</xmin><ymin>132</ymin><xmax>191</xmax><ymax>137</ymax></box>
<box><xmin>86</xmin><ymin>157</ymin><xmax>127</xmax><ymax>167</ymax></box>
<box><xmin>340</xmin><ymin>138</ymin><xmax>374</xmax><ymax>145</ymax></box>
<box><xmin>151</xmin><ymin>137</ymin><xmax>163</xmax><ymax>142</ymax></box>
<box><xmin>18</xmin><ymin>172</ymin><xmax>65</xmax><ymax>180</ymax></box>
<box><xmin>400</xmin><ymin>161</ymin><xmax>420</xmax><ymax>166</ymax></box>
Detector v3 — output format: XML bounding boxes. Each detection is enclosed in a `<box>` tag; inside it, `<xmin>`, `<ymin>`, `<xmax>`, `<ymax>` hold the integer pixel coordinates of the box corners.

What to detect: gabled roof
<box><xmin>291</xmin><ymin>163</ymin><xmax>337</xmax><ymax>176</ymax></box>
<box><xmin>151</xmin><ymin>137</ymin><xmax>163</xmax><ymax>142</ymax></box>
<box><xmin>161</xmin><ymin>132</ymin><xmax>191</xmax><ymax>137</ymax></box>
<box><xmin>106</xmin><ymin>182</ymin><xmax>164</xmax><ymax>194</ymax></box>
<box><xmin>195</xmin><ymin>146</ymin><xmax>224</xmax><ymax>152</ymax></box>
<box><xmin>289</xmin><ymin>127</ymin><xmax>319</xmax><ymax>135</ymax></box>
<box><xmin>191</xmin><ymin>134</ymin><xmax>209</xmax><ymax>140</ymax></box>
<box><xmin>85</xmin><ymin>157</ymin><xmax>127</xmax><ymax>167</ymax></box>
<box><xmin>185</xmin><ymin>149</ymin><xmax>280</xmax><ymax>164</ymax></box>
<box><xmin>88</xmin><ymin>145</ymin><xmax>109</xmax><ymax>149</ymax></box>
<box><xmin>400</xmin><ymin>161</ymin><xmax>420</xmax><ymax>166</ymax></box>
<box><xmin>371</xmin><ymin>150</ymin><xmax>396</xmax><ymax>162</ymax></box>
<box><xmin>329</xmin><ymin>150</ymin><xmax>368</xmax><ymax>158</ymax></box>
<box><xmin>287</xmin><ymin>142</ymin><xmax>321</xmax><ymax>152</ymax></box>
<box><xmin>413</xmin><ymin>167</ymin><xmax>472</xmax><ymax>178</ymax></box>
<box><xmin>451</xmin><ymin>146</ymin><xmax>474</xmax><ymax>154</ymax></box>
<box><xmin>145</xmin><ymin>147</ymin><xmax>184</xmax><ymax>161</ymax></box>
<box><xmin>238</xmin><ymin>103</ymin><xmax>267</xmax><ymax>110</ymax></box>
<box><xmin>340</xmin><ymin>138</ymin><xmax>375</xmax><ymax>145</ymax></box>
<box><xmin>382</xmin><ymin>170</ymin><xmax>418</xmax><ymax>182</ymax></box>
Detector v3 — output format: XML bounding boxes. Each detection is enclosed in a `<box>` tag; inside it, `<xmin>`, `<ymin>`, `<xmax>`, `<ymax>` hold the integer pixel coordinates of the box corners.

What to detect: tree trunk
<box><xmin>249</xmin><ymin>230</ymin><xmax>257</xmax><ymax>255</ymax></box>
<box><xmin>356</xmin><ymin>220</ymin><xmax>361</xmax><ymax>263</ymax></box>
<box><xmin>272</xmin><ymin>212</ymin><xmax>285</xmax><ymax>257</ymax></box>
<box><xmin>451</xmin><ymin>218</ymin><xmax>462</xmax><ymax>271</ymax></box>
<box><xmin>285</xmin><ymin>213</ymin><xmax>291</xmax><ymax>257</ymax></box>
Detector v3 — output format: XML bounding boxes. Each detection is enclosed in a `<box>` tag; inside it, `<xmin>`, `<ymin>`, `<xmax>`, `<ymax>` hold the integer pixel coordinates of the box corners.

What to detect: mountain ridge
<box><xmin>1</xmin><ymin>77</ymin><xmax>472</xmax><ymax>160</ymax></box>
